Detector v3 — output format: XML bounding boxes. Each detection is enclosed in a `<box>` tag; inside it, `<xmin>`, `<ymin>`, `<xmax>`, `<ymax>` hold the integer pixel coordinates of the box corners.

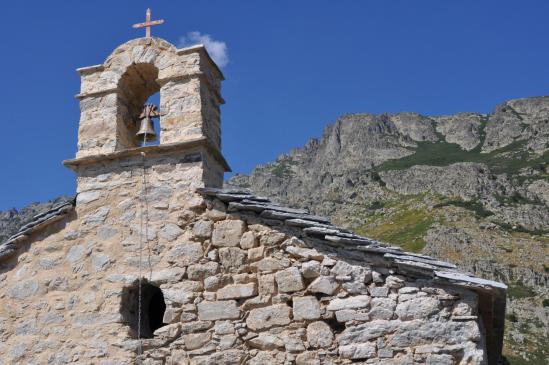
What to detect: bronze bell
<box><xmin>136</xmin><ymin>104</ymin><xmax>160</xmax><ymax>142</ymax></box>
<box><xmin>136</xmin><ymin>117</ymin><xmax>157</xmax><ymax>142</ymax></box>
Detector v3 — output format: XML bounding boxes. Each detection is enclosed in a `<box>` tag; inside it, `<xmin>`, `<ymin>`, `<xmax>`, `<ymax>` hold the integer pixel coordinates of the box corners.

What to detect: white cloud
<box><xmin>178</xmin><ymin>31</ymin><xmax>229</xmax><ymax>68</ymax></box>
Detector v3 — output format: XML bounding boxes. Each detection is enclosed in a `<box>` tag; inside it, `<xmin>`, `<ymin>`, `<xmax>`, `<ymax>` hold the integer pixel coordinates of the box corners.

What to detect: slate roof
<box><xmin>0</xmin><ymin>199</ymin><xmax>75</xmax><ymax>263</ymax></box>
<box><xmin>198</xmin><ymin>187</ymin><xmax>507</xmax><ymax>292</ymax></box>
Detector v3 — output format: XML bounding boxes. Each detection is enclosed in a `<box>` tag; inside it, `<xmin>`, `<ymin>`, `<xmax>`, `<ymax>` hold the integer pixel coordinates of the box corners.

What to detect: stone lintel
<box><xmin>63</xmin><ymin>137</ymin><xmax>231</xmax><ymax>172</ymax></box>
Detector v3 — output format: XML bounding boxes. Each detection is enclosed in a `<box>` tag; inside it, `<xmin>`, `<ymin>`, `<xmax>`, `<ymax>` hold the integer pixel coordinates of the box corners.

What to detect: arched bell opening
<box><xmin>120</xmin><ymin>279</ymin><xmax>167</xmax><ymax>339</ymax></box>
<box><xmin>116</xmin><ymin>63</ymin><xmax>161</xmax><ymax>150</ymax></box>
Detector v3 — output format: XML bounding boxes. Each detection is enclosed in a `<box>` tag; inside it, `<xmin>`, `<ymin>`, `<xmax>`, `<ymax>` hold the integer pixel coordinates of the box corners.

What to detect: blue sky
<box><xmin>2</xmin><ymin>0</ymin><xmax>549</xmax><ymax>210</ymax></box>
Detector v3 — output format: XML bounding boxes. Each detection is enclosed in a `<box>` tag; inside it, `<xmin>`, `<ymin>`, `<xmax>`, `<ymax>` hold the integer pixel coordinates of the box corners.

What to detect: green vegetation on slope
<box><xmin>271</xmin><ymin>158</ymin><xmax>298</xmax><ymax>178</ymax></box>
<box><xmin>434</xmin><ymin>199</ymin><xmax>493</xmax><ymax>218</ymax></box>
<box><xmin>504</xmin><ymin>316</ymin><xmax>549</xmax><ymax>365</ymax></box>
<box><xmin>507</xmin><ymin>281</ymin><xmax>537</xmax><ymax>300</ymax></box>
<box><xmin>356</xmin><ymin>194</ymin><xmax>438</xmax><ymax>252</ymax></box>
<box><xmin>377</xmin><ymin>139</ymin><xmax>548</xmax><ymax>175</ymax></box>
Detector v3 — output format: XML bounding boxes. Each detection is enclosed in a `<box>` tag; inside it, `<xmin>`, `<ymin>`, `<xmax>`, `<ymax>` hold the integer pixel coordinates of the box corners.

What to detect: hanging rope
<box><xmin>136</xmin><ymin>134</ymin><xmax>154</xmax><ymax>362</ymax></box>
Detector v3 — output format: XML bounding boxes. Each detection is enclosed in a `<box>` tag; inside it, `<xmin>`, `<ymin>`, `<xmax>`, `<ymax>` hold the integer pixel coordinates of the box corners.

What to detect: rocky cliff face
<box><xmin>227</xmin><ymin>96</ymin><xmax>549</xmax><ymax>364</ymax></box>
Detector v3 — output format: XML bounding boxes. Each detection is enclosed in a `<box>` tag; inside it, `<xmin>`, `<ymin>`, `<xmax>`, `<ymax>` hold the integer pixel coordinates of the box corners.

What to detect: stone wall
<box><xmin>0</xmin><ymin>187</ymin><xmax>487</xmax><ymax>364</ymax></box>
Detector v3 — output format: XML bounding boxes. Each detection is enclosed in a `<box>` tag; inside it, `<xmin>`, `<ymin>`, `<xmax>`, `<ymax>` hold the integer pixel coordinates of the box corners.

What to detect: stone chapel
<box><xmin>0</xmin><ymin>36</ymin><xmax>507</xmax><ymax>365</ymax></box>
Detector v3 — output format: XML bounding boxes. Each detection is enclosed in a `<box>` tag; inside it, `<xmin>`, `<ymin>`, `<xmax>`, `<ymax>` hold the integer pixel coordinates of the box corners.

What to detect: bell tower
<box><xmin>64</xmin><ymin>36</ymin><xmax>230</xmax><ymax>209</ymax></box>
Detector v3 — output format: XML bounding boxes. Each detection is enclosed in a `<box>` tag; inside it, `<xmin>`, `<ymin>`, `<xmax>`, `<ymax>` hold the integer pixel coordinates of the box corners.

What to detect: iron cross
<box><xmin>132</xmin><ymin>8</ymin><xmax>164</xmax><ymax>38</ymax></box>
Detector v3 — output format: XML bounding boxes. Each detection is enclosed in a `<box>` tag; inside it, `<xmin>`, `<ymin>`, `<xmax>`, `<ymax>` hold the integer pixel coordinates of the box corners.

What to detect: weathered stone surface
<box><xmin>187</xmin><ymin>262</ymin><xmax>219</xmax><ymax>280</ymax></box>
<box><xmin>154</xmin><ymin>323</ymin><xmax>181</xmax><ymax>340</ymax></box>
<box><xmin>185</xmin><ymin>332</ymin><xmax>211</xmax><ymax>350</ymax></box>
<box><xmin>385</xmin><ymin>275</ymin><xmax>405</xmax><ymax>289</ymax></box>
<box><xmin>159</xmin><ymin>223</ymin><xmax>184</xmax><ymax>241</ymax></box>
<box><xmin>248</xmin><ymin>333</ymin><xmax>285</xmax><ymax>350</ymax></box>
<box><xmin>219</xmin><ymin>247</ymin><xmax>246</xmax><ymax>270</ymax></box>
<box><xmin>395</xmin><ymin>296</ymin><xmax>439</xmax><ymax>320</ymax></box>
<box><xmin>307</xmin><ymin>321</ymin><xmax>334</xmax><ymax>348</ymax></box>
<box><xmin>275</xmin><ymin>267</ymin><xmax>305</xmax><ymax>292</ymax></box>
<box><xmin>163</xmin><ymin>282</ymin><xmax>203</xmax><ymax>304</ymax></box>
<box><xmin>215</xmin><ymin>321</ymin><xmax>235</xmax><ymax>335</ymax></box>
<box><xmin>162</xmin><ymin>307</ymin><xmax>181</xmax><ymax>323</ymax></box>
<box><xmin>76</xmin><ymin>191</ymin><xmax>101</xmax><ymax>204</ymax></box>
<box><xmin>180</xmin><ymin>320</ymin><xmax>213</xmax><ymax>335</ymax></box>
<box><xmin>301</xmin><ymin>260</ymin><xmax>321</xmax><ymax>278</ymax></box>
<box><xmin>293</xmin><ymin>296</ymin><xmax>321</xmax><ymax>320</ymax></box>
<box><xmin>212</xmin><ymin>220</ymin><xmax>246</xmax><ymax>247</ymax></box>
<box><xmin>327</xmin><ymin>295</ymin><xmax>371</xmax><ymax>311</ymax></box>
<box><xmin>191</xmin><ymin>349</ymin><xmax>244</xmax><ymax>365</ymax></box>
<box><xmin>388</xmin><ymin>320</ymin><xmax>482</xmax><ymax>347</ymax></box>
<box><xmin>339</xmin><ymin>342</ymin><xmax>376</xmax><ymax>360</ymax></box>
<box><xmin>150</xmin><ymin>267</ymin><xmax>186</xmax><ymax>284</ymax></box>
<box><xmin>239</xmin><ymin>231</ymin><xmax>258</xmax><ymax>249</ymax></box>
<box><xmin>335</xmin><ymin>310</ymin><xmax>370</xmax><ymax>322</ymax></box>
<box><xmin>252</xmin><ymin>257</ymin><xmax>290</xmax><ymax>272</ymax></box>
<box><xmin>82</xmin><ymin>207</ymin><xmax>109</xmax><ymax>226</ymax></box>
<box><xmin>285</xmin><ymin>246</ymin><xmax>323</xmax><ymax>261</ymax></box>
<box><xmin>247</xmin><ymin>246</ymin><xmax>264</xmax><ymax>262</ymax></box>
<box><xmin>246</xmin><ymin>304</ymin><xmax>292</xmax><ymax>331</ymax></box>
<box><xmin>307</xmin><ymin>276</ymin><xmax>338</xmax><ymax>295</ymax></box>
<box><xmin>426</xmin><ymin>354</ymin><xmax>455</xmax><ymax>365</ymax></box>
<box><xmin>258</xmin><ymin>273</ymin><xmax>276</xmax><ymax>295</ymax></box>
<box><xmin>66</xmin><ymin>244</ymin><xmax>86</xmax><ymax>263</ymax></box>
<box><xmin>193</xmin><ymin>220</ymin><xmax>213</xmax><ymax>239</ymax></box>
<box><xmin>296</xmin><ymin>351</ymin><xmax>321</xmax><ymax>365</ymax></box>
<box><xmin>259</xmin><ymin>231</ymin><xmax>286</xmax><ymax>246</ymax></box>
<box><xmin>369</xmin><ymin>286</ymin><xmax>389</xmax><ymax>297</ymax></box>
<box><xmin>369</xmin><ymin>297</ymin><xmax>396</xmax><ymax>320</ymax></box>
<box><xmin>197</xmin><ymin>300</ymin><xmax>240</xmax><ymax>320</ymax></box>
<box><xmin>166</xmin><ymin>242</ymin><xmax>203</xmax><ymax>265</ymax></box>
<box><xmin>91</xmin><ymin>253</ymin><xmax>110</xmax><ymax>271</ymax></box>
<box><xmin>217</xmin><ymin>283</ymin><xmax>257</xmax><ymax>300</ymax></box>
<box><xmin>97</xmin><ymin>226</ymin><xmax>118</xmax><ymax>240</ymax></box>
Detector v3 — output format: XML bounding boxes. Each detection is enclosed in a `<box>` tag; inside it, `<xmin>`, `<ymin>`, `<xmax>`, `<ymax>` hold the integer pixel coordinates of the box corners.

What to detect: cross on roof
<box><xmin>132</xmin><ymin>8</ymin><xmax>164</xmax><ymax>38</ymax></box>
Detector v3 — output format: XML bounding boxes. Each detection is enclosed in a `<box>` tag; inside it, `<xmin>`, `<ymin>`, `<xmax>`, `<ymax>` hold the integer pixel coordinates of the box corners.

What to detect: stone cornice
<box><xmin>76</xmin><ymin>64</ymin><xmax>104</xmax><ymax>75</ymax></box>
<box><xmin>176</xmin><ymin>44</ymin><xmax>225</xmax><ymax>81</ymax></box>
<box><xmin>63</xmin><ymin>137</ymin><xmax>231</xmax><ymax>172</ymax></box>
<box><xmin>75</xmin><ymin>87</ymin><xmax>118</xmax><ymax>100</ymax></box>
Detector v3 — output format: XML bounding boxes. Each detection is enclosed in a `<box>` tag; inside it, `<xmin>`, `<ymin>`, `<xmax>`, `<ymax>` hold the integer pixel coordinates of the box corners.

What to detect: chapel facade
<box><xmin>0</xmin><ymin>37</ymin><xmax>507</xmax><ymax>365</ymax></box>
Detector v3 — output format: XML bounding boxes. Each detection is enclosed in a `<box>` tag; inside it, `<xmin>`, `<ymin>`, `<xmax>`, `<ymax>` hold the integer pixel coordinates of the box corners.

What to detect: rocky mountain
<box><xmin>227</xmin><ymin>96</ymin><xmax>549</xmax><ymax>364</ymax></box>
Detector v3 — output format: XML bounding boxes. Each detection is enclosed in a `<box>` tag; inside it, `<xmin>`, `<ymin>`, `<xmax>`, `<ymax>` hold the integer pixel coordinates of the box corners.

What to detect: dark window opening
<box><xmin>120</xmin><ymin>279</ymin><xmax>167</xmax><ymax>338</ymax></box>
